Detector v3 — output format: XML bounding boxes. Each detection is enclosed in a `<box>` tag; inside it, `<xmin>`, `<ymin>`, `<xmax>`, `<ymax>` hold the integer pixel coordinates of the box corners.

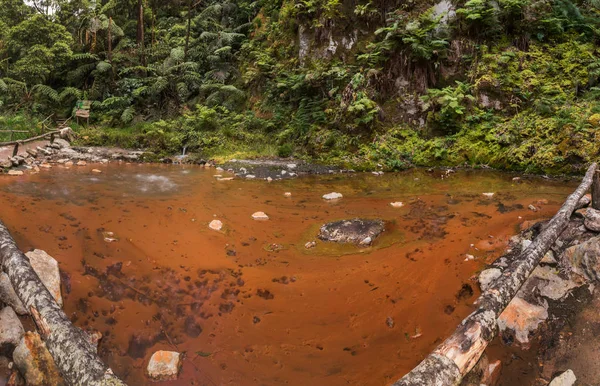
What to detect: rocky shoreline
<box><xmin>470</xmin><ymin>194</ymin><xmax>600</xmax><ymax>386</ymax></box>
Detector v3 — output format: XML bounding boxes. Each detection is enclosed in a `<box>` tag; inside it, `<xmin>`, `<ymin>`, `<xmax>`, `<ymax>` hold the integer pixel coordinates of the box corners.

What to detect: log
<box><xmin>0</xmin><ymin>221</ymin><xmax>127</xmax><ymax>386</ymax></box>
<box><xmin>0</xmin><ymin>130</ymin><xmax>60</xmax><ymax>147</ymax></box>
<box><xmin>395</xmin><ymin>163</ymin><xmax>597</xmax><ymax>386</ymax></box>
<box><xmin>592</xmin><ymin>170</ymin><xmax>600</xmax><ymax>210</ymax></box>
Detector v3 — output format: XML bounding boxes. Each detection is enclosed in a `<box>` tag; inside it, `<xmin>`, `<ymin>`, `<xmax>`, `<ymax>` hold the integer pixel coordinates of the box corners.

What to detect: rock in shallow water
<box><xmin>549</xmin><ymin>369</ymin><xmax>576</xmax><ymax>386</ymax></box>
<box><xmin>318</xmin><ymin>219</ymin><xmax>385</xmax><ymax>245</ymax></box>
<box><xmin>25</xmin><ymin>250</ymin><xmax>62</xmax><ymax>307</ymax></box>
<box><xmin>322</xmin><ymin>192</ymin><xmax>343</xmax><ymax>200</ymax></box>
<box><xmin>13</xmin><ymin>332</ymin><xmax>65</xmax><ymax>386</ymax></box>
<box><xmin>208</xmin><ymin>220</ymin><xmax>223</xmax><ymax>231</ymax></box>
<box><xmin>252</xmin><ymin>212</ymin><xmax>269</xmax><ymax>221</ymax></box>
<box><xmin>147</xmin><ymin>350</ymin><xmax>182</xmax><ymax>381</ymax></box>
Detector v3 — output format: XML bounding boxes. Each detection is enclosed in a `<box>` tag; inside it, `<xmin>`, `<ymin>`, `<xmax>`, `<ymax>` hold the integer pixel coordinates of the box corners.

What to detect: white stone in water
<box><xmin>25</xmin><ymin>250</ymin><xmax>62</xmax><ymax>306</ymax></box>
<box><xmin>91</xmin><ymin>169</ymin><xmax>102</xmax><ymax>173</ymax></box>
<box><xmin>305</xmin><ymin>241</ymin><xmax>316</xmax><ymax>249</ymax></box>
<box><xmin>287</xmin><ymin>164</ymin><xmax>297</xmax><ymax>169</ymax></box>
<box><xmin>209</xmin><ymin>220</ymin><xmax>223</xmax><ymax>231</ymax></box>
<box><xmin>246</xmin><ymin>174</ymin><xmax>256</xmax><ymax>179</ymax></box>
<box><xmin>147</xmin><ymin>350</ymin><xmax>181</xmax><ymax>381</ymax></box>
<box><xmin>266</xmin><ymin>177</ymin><xmax>273</xmax><ymax>182</ymax></box>
<box><xmin>252</xmin><ymin>212</ymin><xmax>269</xmax><ymax>221</ymax></box>
<box><xmin>284</xmin><ymin>192</ymin><xmax>292</xmax><ymax>197</ymax></box>
<box><xmin>76</xmin><ymin>160</ymin><xmax>86</xmax><ymax>166</ymax></box>
<box><xmin>549</xmin><ymin>370</ymin><xmax>576</xmax><ymax>386</ymax></box>
<box><xmin>390</xmin><ymin>202</ymin><xmax>404</xmax><ymax>208</ymax></box>
<box><xmin>216</xmin><ymin>167</ymin><xmax>224</xmax><ymax>172</ymax></box>
<box><xmin>464</xmin><ymin>254</ymin><xmax>475</xmax><ymax>261</ymax></box>
<box><xmin>323</xmin><ymin>192</ymin><xmax>343</xmax><ymax>200</ymax></box>
<box><xmin>482</xmin><ymin>192</ymin><xmax>495</xmax><ymax>198</ymax></box>
<box><xmin>281</xmin><ymin>170</ymin><xmax>287</xmax><ymax>175</ymax></box>
<box><xmin>7</xmin><ymin>170</ymin><xmax>23</xmax><ymax>176</ymax></box>
<box><xmin>217</xmin><ymin>177</ymin><xmax>234</xmax><ymax>181</ymax></box>
<box><xmin>359</xmin><ymin>237</ymin><xmax>372</xmax><ymax>246</ymax></box>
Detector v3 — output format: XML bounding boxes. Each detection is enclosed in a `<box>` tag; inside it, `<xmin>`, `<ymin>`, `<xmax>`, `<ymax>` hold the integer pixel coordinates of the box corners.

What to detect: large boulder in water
<box><xmin>318</xmin><ymin>219</ymin><xmax>385</xmax><ymax>245</ymax></box>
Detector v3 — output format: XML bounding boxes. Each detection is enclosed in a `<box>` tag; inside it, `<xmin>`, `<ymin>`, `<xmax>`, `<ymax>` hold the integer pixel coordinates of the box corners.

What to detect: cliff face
<box><xmin>238</xmin><ymin>0</ymin><xmax>600</xmax><ymax>174</ymax></box>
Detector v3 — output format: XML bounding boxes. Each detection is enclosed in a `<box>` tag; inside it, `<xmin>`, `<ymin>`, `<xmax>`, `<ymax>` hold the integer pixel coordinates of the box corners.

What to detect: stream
<box><xmin>0</xmin><ymin>165</ymin><xmax>578</xmax><ymax>385</ymax></box>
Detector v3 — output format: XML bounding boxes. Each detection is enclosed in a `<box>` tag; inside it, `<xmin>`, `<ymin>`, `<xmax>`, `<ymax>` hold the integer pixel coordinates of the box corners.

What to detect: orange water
<box><xmin>0</xmin><ymin>165</ymin><xmax>576</xmax><ymax>385</ymax></box>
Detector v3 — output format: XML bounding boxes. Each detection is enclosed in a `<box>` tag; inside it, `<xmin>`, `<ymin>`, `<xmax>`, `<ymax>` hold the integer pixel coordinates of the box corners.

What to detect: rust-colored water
<box><xmin>0</xmin><ymin>165</ymin><xmax>576</xmax><ymax>385</ymax></box>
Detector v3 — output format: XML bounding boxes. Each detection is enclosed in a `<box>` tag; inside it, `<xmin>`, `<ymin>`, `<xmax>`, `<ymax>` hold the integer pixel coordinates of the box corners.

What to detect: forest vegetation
<box><xmin>2</xmin><ymin>0</ymin><xmax>600</xmax><ymax>173</ymax></box>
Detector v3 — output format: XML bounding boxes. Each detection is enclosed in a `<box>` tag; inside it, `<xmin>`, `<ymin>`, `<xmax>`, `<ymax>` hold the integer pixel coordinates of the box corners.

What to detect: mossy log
<box><xmin>0</xmin><ymin>220</ymin><xmax>127</xmax><ymax>386</ymax></box>
<box><xmin>395</xmin><ymin>163</ymin><xmax>598</xmax><ymax>386</ymax></box>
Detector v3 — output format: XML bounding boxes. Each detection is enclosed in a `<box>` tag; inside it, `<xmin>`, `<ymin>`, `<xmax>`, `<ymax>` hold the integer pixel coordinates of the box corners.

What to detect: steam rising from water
<box><xmin>134</xmin><ymin>174</ymin><xmax>176</xmax><ymax>193</ymax></box>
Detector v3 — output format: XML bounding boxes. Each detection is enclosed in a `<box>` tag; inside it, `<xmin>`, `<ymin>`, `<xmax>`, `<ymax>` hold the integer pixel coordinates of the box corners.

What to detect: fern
<box><xmin>120</xmin><ymin>106</ymin><xmax>135</xmax><ymax>123</ymax></box>
<box><xmin>32</xmin><ymin>84</ymin><xmax>59</xmax><ymax>102</ymax></box>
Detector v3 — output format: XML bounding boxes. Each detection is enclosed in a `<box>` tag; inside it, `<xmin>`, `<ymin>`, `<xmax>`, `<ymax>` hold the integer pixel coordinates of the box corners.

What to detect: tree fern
<box><xmin>32</xmin><ymin>84</ymin><xmax>59</xmax><ymax>102</ymax></box>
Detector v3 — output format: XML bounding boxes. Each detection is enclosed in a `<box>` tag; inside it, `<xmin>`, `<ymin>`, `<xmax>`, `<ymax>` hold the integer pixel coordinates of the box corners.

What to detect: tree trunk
<box><xmin>395</xmin><ymin>163</ymin><xmax>597</xmax><ymax>386</ymax></box>
<box><xmin>137</xmin><ymin>0</ymin><xmax>145</xmax><ymax>65</ymax></box>
<box><xmin>592</xmin><ymin>170</ymin><xmax>600</xmax><ymax>210</ymax></box>
<box><xmin>184</xmin><ymin>0</ymin><xmax>192</xmax><ymax>62</ymax></box>
<box><xmin>0</xmin><ymin>221</ymin><xmax>127</xmax><ymax>386</ymax></box>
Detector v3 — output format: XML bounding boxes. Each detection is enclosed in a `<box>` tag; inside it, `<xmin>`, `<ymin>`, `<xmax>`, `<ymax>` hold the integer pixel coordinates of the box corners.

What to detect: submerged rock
<box><xmin>147</xmin><ymin>350</ymin><xmax>182</xmax><ymax>381</ymax></box>
<box><xmin>318</xmin><ymin>219</ymin><xmax>385</xmax><ymax>245</ymax></box>
<box><xmin>390</xmin><ymin>202</ymin><xmax>404</xmax><ymax>208</ymax></box>
<box><xmin>498</xmin><ymin>297</ymin><xmax>548</xmax><ymax>348</ymax></box>
<box><xmin>13</xmin><ymin>332</ymin><xmax>65</xmax><ymax>386</ymax></box>
<box><xmin>25</xmin><ymin>250</ymin><xmax>62</xmax><ymax>307</ymax></box>
<box><xmin>549</xmin><ymin>369</ymin><xmax>576</xmax><ymax>386</ymax></box>
<box><xmin>0</xmin><ymin>273</ymin><xmax>27</xmax><ymax>315</ymax></box>
<box><xmin>0</xmin><ymin>307</ymin><xmax>24</xmax><ymax>354</ymax></box>
<box><xmin>7</xmin><ymin>170</ymin><xmax>23</xmax><ymax>176</ymax></box>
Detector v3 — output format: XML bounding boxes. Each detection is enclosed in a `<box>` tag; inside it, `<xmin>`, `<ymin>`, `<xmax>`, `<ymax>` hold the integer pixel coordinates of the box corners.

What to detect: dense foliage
<box><xmin>2</xmin><ymin>0</ymin><xmax>600</xmax><ymax>172</ymax></box>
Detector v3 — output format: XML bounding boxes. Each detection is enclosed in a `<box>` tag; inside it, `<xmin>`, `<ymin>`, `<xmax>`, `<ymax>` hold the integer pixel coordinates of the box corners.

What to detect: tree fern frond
<box><xmin>32</xmin><ymin>84</ymin><xmax>59</xmax><ymax>102</ymax></box>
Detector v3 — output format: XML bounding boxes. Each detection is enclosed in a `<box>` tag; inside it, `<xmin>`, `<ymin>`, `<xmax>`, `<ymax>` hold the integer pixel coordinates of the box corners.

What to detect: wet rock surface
<box><xmin>219</xmin><ymin>158</ymin><xmax>343</xmax><ymax>180</ymax></box>
<box><xmin>549</xmin><ymin>370</ymin><xmax>576</xmax><ymax>386</ymax></box>
<box><xmin>25</xmin><ymin>250</ymin><xmax>62</xmax><ymax>306</ymax></box>
<box><xmin>318</xmin><ymin>219</ymin><xmax>385</xmax><ymax>245</ymax></box>
<box><xmin>147</xmin><ymin>350</ymin><xmax>182</xmax><ymax>381</ymax></box>
<box><xmin>498</xmin><ymin>297</ymin><xmax>548</xmax><ymax>348</ymax></box>
<box><xmin>13</xmin><ymin>332</ymin><xmax>65</xmax><ymax>386</ymax></box>
<box><xmin>0</xmin><ymin>273</ymin><xmax>27</xmax><ymax>315</ymax></box>
<box><xmin>0</xmin><ymin>307</ymin><xmax>24</xmax><ymax>355</ymax></box>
